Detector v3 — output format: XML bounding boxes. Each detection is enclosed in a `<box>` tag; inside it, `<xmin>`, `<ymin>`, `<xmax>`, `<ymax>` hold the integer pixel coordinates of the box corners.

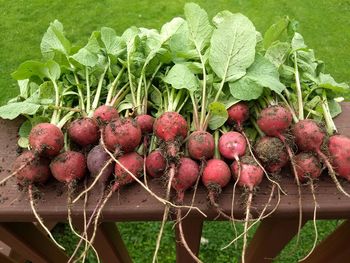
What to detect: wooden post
<box><xmin>245</xmin><ymin>218</ymin><xmax>306</xmax><ymax>262</ymax></box>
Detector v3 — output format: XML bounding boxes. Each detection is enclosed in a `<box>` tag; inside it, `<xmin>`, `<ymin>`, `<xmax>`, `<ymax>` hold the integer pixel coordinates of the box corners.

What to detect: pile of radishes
<box><xmin>0</xmin><ymin>3</ymin><xmax>349</xmax><ymax>262</ymax></box>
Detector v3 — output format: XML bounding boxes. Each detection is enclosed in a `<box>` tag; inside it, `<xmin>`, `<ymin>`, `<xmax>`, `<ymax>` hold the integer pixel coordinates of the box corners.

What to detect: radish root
<box><xmin>242</xmin><ymin>191</ymin><xmax>253</xmax><ymax>263</ymax></box>
<box><xmin>28</xmin><ymin>184</ymin><xmax>65</xmax><ymax>251</ymax></box>
<box><xmin>176</xmin><ymin>208</ymin><xmax>203</xmax><ymax>263</ymax></box>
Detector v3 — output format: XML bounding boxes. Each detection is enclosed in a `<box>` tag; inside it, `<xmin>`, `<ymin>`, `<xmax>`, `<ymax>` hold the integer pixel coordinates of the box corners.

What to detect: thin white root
<box><xmin>0</xmin><ymin>160</ymin><xmax>33</xmax><ymax>185</ymax></box>
<box><xmin>176</xmin><ymin>209</ymin><xmax>203</xmax><ymax>263</ymax></box>
<box><xmin>72</xmin><ymin>158</ymin><xmax>113</xmax><ymax>203</ymax></box>
<box><xmin>221</xmin><ymin>184</ymin><xmax>280</xmax><ymax>250</ymax></box>
<box><xmin>67</xmin><ymin>190</ymin><xmax>100</xmax><ymax>263</ymax></box>
<box><xmin>285</xmin><ymin>143</ymin><xmax>303</xmax><ymax>247</ymax></box>
<box><xmin>318</xmin><ymin>151</ymin><xmax>350</xmax><ymax>198</ymax></box>
<box><xmin>28</xmin><ymin>184</ymin><xmax>65</xmax><ymax>251</ymax></box>
<box><xmin>298</xmin><ymin>182</ymin><xmax>318</xmax><ymax>262</ymax></box>
<box><xmin>76</xmin><ymin>189</ymin><xmax>113</xmax><ymax>263</ymax></box>
<box><xmin>82</xmin><ymin>179</ymin><xmax>89</xmax><ymax>263</ymax></box>
<box><xmin>100</xmin><ymin>138</ymin><xmax>207</xmax><ymax>217</ymax></box>
<box><xmin>230</xmin><ymin>156</ymin><xmax>241</xmax><ymax>247</ymax></box>
<box><xmin>242</xmin><ymin>192</ymin><xmax>253</xmax><ymax>263</ymax></box>
<box><xmin>242</xmin><ymin>130</ymin><xmax>286</xmax><ymax>195</ymax></box>
<box><xmin>152</xmin><ymin>164</ymin><xmax>175</xmax><ymax>263</ymax></box>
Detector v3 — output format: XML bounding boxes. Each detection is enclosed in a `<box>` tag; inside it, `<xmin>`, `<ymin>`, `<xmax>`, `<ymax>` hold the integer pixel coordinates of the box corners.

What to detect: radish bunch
<box><xmin>1</xmin><ymin>3</ymin><xmax>350</xmax><ymax>262</ymax></box>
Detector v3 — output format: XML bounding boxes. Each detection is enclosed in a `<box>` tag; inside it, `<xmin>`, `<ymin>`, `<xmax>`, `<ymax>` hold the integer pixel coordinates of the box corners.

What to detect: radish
<box><xmin>103</xmin><ymin>117</ymin><xmax>142</xmax><ymax>153</ymax></box>
<box><xmin>11</xmin><ymin>150</ymin><xmax>64</xmax><ymax>250</ymax></box>
<box><xmin>294</xmin><ymin>152</ymin><xmax>322</xmax><ymax>261</ymax></box>
<box><xmin>257</xmin><ymin>105</ymin><xmax>303</xmax><ymax>244</ymax></box>
<box><xmin>329</xmin><ymin>135</ymin><xmax>350</xmax><ymax>180</ymax></box>
<box><xmin>227</xmin><ymin>102</ymin><xmax>250</xmax><ymax>130</ymax></box>
<box><xmin>68</xmin><ymin>118</ymin><xmax>100</xmax><ymax>147</ymax></box>
<box><xmin>135</xmin><ymin>114</ymin><xmax>155</xmax><ymax>134</ymax></box>
<box><xmin>93</xmin><ymin>105</ymin><xmax>119</xmax><ymax>124</ymax></box>
<box><xmin>29</xmin><ymin>123</ymin><xmax>64</xmax><ymax>157</ymax></box>
<box><xmin>187</xmin><ymin>131</ymin><xmax>214</xmax><ymax>160</ymax></box>
<box><xmin>171</xmin><ymin>157</ymin><xmax>201</xmax><ymax>263</ymax></box>
<box><xmin>80</xmin><ymin>152</ymin><xmax>144</xmax><ymax>260</ymax></box>
<box><xmin>87</xmin><ymin>145</ymin><xmax>114</xmax><ymax>185</ymax></box>
<box><xmin>293</xmin><ymin>119</ymin><xmax>350</xmax><ymax>197</ymax></box>
<box><xmin>231</xmin><ymin>155</ymin><xmax>263</xmax><ymax>263</ymax></box>
<box><xmin>218</xmin><ymin>131</ymin><xmax>246</xmax><ymax>160</ymax></box>
<box><xmin>146</xmin><ymin>150</ymin><xmax>166</xmax><ymax>178</ymax></box>
<box><xmin>254</xmin><ymin>136</ymin><xmax>289</xmax><ymax>173</ymax></box>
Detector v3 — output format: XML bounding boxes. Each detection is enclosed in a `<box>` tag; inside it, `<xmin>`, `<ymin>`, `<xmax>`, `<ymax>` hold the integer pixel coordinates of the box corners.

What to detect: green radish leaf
<box><xmin>163</xmin><ymin>64</ymin><xmax>198</xmax><ymax>93</ymax></box>
<box><xmin>209</xmin><ymin>13</ymin><xmax>256</xmax><ymax>83</ymax></box>
<box><xmin>291</xmin><ymin>32</ymin><xmax>307</xmax><ymax>50</ymax></box>
<box><xmin>208</xmin><ymin>102</ymin><xmax>228</xmax><ymax>130</ymax></box>
<box><xmin>160</xmin><ymin>17</ymin><xmax>185</xmax><ymax>43</ymax></box>
<box><xmin>0</xmin><ymin>102</ymin><xmax>41</xmax><ymax>120</ymax></box>
<box><xmin>212</xmin><ymin>10</ymin><xmax>234</xmax><ymax>27</ymax></box>
<box><xmin>265</xmin><ymin>42</ymin><xmax>290</xmax><ymax>68</ymax></box>
<box><xmin>101</xmin><ymin>27</ymin><xmax>125</xmax><ymax>57</ymax></box>
<box><xmin>12</xmin><ymin>60</ymin><xmax>60</xmax><ymax>81</ymax></box>
<box><xmin>18</xmin><ymin>137</ymin><xmax>29</xmax><ymax>148</ymax></box>
<box><xmin>328</xmin><ymin>99</ymin><xmax>342</xmax><ymax>118</ymax></box>
<box><xmin>71</xmin><ymin>31</ymin><xmax>100</xmax><ymax>67</ymax></box>
<box><xmin>229</xmin><ymin>55</ymin><xmax>285</xmax><ymax>100</ymax></box>
<box><xmin>40</xmin><ymin>20</ymin><xmax>71</xmax><ymax>59</ymax></box>
<box><xmin>318</xmin><ymin>73</ymin><xmax>350</xmax><ymax>99</ymax></box>
<box><xmin>30</xmin><ymin>116</ymin><xmax>50</xmax><ymax>126</ymax></box>
<box><xmin>184</xmin><ymin>3</ymin><xmax>213</xmax><ymax>52</ymax></box>
<box><xmin>18</xmin><ymin>79</ymin><xmax>30</xmax><ymax>99</ymax></box>
<box><xmin>263</xmin><ymin>17</ymin><xmax>290</xmax><ymax>49</ymax></box>
<box><xmin>19</xmin><ymin>119</ymin><xmax>32</xmax><ymax>138</ymax></box>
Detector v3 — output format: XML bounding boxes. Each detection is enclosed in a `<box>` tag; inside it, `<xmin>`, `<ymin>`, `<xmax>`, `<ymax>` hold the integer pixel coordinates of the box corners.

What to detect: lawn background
<box><xmin>1</xmin><ymin>0</ymin><xmax>349</xmax><ymax>262</ymax></box>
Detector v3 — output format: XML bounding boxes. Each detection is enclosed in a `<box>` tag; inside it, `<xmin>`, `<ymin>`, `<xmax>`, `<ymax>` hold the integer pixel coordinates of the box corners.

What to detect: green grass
<box><xmin>2</xmin><ymin>0</ymin><xmax>350</xmax><ymax>261</ymax></box>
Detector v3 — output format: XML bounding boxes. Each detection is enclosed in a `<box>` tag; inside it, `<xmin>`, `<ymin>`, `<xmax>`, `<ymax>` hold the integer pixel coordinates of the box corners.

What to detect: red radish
<box><xmin>68</xmin><ymin>118</ymin><xmax>100</xmax><ymax>147</ymax></box>
<box><xmin>50</xmin><ymin>151</ymin><xmax>86</xmax><ymax>183</ymax></box>
<box><xmin>295</xmin><ymin>153</ymin><xmax>322</xmax><ymax>182</ymax></box>
<box><xmin>10</xmin><ymin>150</ymin><xmax>63</xmax><ymax>250</ymax></box>
<box><xmin>227</xmin><ymin>102</ymin><xmax>250</xmax><ymax>129</ymax></box>
<box><xmin>103</xmin><ymin>118</ymin><xmax>142</xmax><ymax>153</ymax></box>
<box><xmin>113</xmin><ymin>152</ymin><xmax>144</xmax><ymax>191</ymax></box>
<box><xmin>171</xmin><ymin>157</ymin><xmax>201</xmax><ymax>263</ymax></box>
<box><xmin>153</xmin><ymin>112</ymin><xmax>188</xmax><ymax>142</ymax></box>
<box><xmin>146</xmin><ymin>150</ymin><xmax>166</xmax><ymax>178</ymax></box>
<box><xmin>218</xmin><ymin>131</ymin><xmax>246</xmax><ymax>160</ymax></box>
<box><xmin>231</xmin><ymin>155</ymin><xmax>263</xmax><ymax>263</ymax></box>
<box><xmin>293</xmin><ymin>119</ymin><xmax>350</xmax><ymax>197</ymax></box>
<box><xmin>93</xmin><ymin>105</ymin><xmax>119</xmax><ymax>124</ymax></box>
<box><xmin>171</xmin><ymin>157</ymin><xmax>199</xmax><ymax>203</ymax></box>
<box><xmin>257</xmin><ymin>105</ymin><xmax>304</xmax><ymax>244</ymax></box>
<box><xmin>188</xmin><ymin>131</ymin><xmax>214</xmax><ymax>160</ymax></box>
<box><xmin>257</xmin><ymin>106</ymin><xmax>292</xmax><ymax>138</ymax></box>
<box><xmin>13</xmin><ymin>151</ymin><xmax>51</xmax><ymax>185</ymax></box>
<box><xmin>254</xmin><ymin>136</ymin><xmax>289</xmax><ymax>173</ymax></box>
<box><xmin>202</xmin><ymin>159</ymin><xmax>231</xmax><ymax>190</ymax></box>
<box><xmin>294</xmin><ymin>152</ymin><xmax>322</xmax><ymax>261</ymax></box>
<box><xmin>329</xmin><ymin>135</ymin><xmax>350</xmax><ymax>180</ymax></box>
<box><xmin>136</xmin><ymin>114</ymin><xmax>155</xmax><ymax>134</ymax></box>
<box><xmin>29</xmin><ymin>123</ymin><xmax>64</xmax><ymax>157</ymax></box>
<box><xmin>231</xmin><ymin>156</ymin><xmax>264</xmax><ymax>190</ymax></box>
<box><xmin>202</xmin><ymin>159</ymin><xmax>231</xmax><ymax>218</ymax></box>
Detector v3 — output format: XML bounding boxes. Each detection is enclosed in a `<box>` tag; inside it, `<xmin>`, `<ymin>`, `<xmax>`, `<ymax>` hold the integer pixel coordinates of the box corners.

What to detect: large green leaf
<box><xmin>263</xmin><ymin>17</ymin><xmax>290</xmax><ymax>49</ymax></box>
<box><xmin>160</xmin><ymin>17</ymin><xmax>185</xmax><ymax>43</ymax></box>
<box><xmin>163</xmin><ymin>64</ymin><xmax>198</xmax><ymax>93</ymax></box>
<box><xmin>101</xmin><ymin>27</ymin><xmax>125</xmax><ymax>57</ymax></box>
<box><xmin>71</xmin><ymin>31</ymin><xmax>100</xmax><ymax>67</ymax></box>
<box><xmin>209</xmin><ymin>13</ymin><xmax>256</xmax><ymax>83</ymax></box>
<box><xmin>184</xmin><ymin>3</ymin><xmax>213</xmax><ymax>52</ymax></box>
<box><xmin>208</xmin><ymin>102</ymin><xmax>228</xmax><ymax>130</ymax></box>
<box><xmin>229</xmin><ymin>55</ymin><xmax>285</xmax><ymax>100</ymax></box>
<box><xmin>0</xmin><ymin>102</ymin><xmax>41</xmax><ymax>120</ymax></box>
<box><xmin>40</xmin><ymin>20</ymin><xmax>71</xmax><ymax>59</ymax></box>
<box><xmin>318</xmin><ymin>73</ymin><xmax>350</xmax><ymax>99</ymax></box>
<box><xmin>265</xmin><ymin>41</ymin><xmax>290</xmax><ymax>68</ymax></box>
<box><xmin>12</xmin><ymin>60</ymin><xmax>61</xmax><ymax>81</ymax></box>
